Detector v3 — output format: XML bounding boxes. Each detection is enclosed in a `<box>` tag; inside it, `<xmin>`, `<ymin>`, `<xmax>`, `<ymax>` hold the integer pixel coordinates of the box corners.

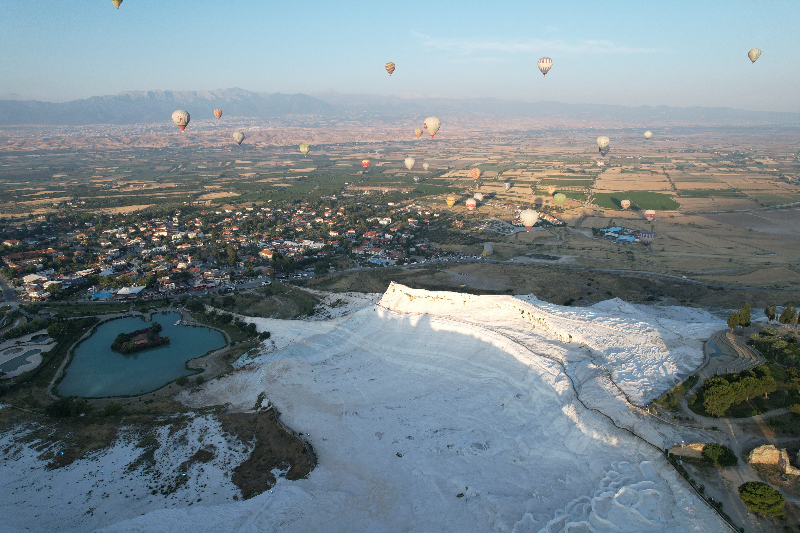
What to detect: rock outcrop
<box><xmin>748</xmin><ymin>444</ymin><xmax>800</xmax><ymax>475</ymax></box>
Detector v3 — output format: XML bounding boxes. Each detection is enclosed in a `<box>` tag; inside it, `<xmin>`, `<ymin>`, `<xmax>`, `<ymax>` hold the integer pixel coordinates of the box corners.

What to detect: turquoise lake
<box><xmin>57</xmin><ymin>312</ymin><xmax>226</xmax><ymax>397</ymax></box>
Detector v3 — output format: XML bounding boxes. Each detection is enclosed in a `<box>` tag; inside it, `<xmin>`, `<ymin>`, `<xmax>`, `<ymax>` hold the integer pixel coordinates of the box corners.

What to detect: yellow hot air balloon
<box><xmin>423</xmin><ymin>117</ymin><xmax>440</xmax><ymax>137</ymax></box>
<box><xmin>111</xmin><ymin>0</ymin><xmax>122</xmax><ymax>8</ymax></box>
<box><xmin>554</xmin><ymin>193</ymin><xmax>566</xmax><ymax>206</ymax></box>
<box><xmin>748</xmin><ymin>48</ymin><xmax>761</xmax><ymax>63</ymax></box>
<box><xmin>537</xmin><ymin>57</ymin><xmax>553</xmax><ymax>76</ymax></box>
<box><xmin>299</xmin><ymin>144</ymin><xmax>310</xmax><ymax>155</ymax></box>
<box><xmin>232</xmin><ymin>131</ymin><xmax>245</xmax><ymax>145</ymax></box>
<box><xmin>414</xmin><ymin>128</ymin><xmax>423</xmax><ymax>139</ymax></box>
<box><xmin>172</xmin><ymin>110</ymin><xmax>190</xmax><ymax>131</ymax></box>
<box><xmin>446</xmin><ymin>196</ymin><xmax>457</xmax><ymax>207</ymax></box>
<box><xmin>214</xmin><ymin>109</ymin><xmax>222</xmax><ymax>119</ymax></box>
<box><xmin>385</xmin><ymin>62</ymin><xmax>396</xmax><ymax>76</ymax></box>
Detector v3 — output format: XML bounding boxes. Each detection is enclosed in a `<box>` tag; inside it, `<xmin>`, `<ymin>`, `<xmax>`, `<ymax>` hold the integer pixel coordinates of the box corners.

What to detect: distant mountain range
<box><xmin>1</xmin><ymin>87</ymin><xmax>798</xmax><ymax>127</ymax></box>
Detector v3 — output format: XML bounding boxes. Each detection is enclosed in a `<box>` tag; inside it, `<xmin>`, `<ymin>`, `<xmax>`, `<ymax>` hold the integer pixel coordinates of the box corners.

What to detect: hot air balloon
<box><xmin>232</xmin><ymin>131</ymin><xmax>245</xmax><ymax>146</ymax></box>
<box><xmin>414</xmin><ymin>129</ymin><xmax>423</xmax><ymax>139</ymax></box>
<box><xmin>504</xmin><ymin>182</ymin><xmax>511</xmax><ymax>191</ymax></box>
<box><xmin>404</xmin><ymin>158</ymin><xmax>415</xmax><ymax>170</ymax></box>
<box><xmin>361</xmin><ymin>160</ymin><xmax>370</xmax><ymax>168</ymax></box>
<box><xmin>385</xmin><ymin>62</ymin><xmax>396</xmax><ymax>76</ymax></box>
<box><xmin>748</xmin><ymin>49</ymin><xmax>761</xmax><ymax>63</ymax></box>
<box><xmin>299</xmin><ymin>144</ymin><xmax>310</xmax><ymax>156</ymax></box>
<box><xmin>639</xmin><ymin>230</ymin><xmax>654</xmax><ymax>244</ymax></box>
<box><xmin>547</xmin><ymin>185</ymin><xmax>556</xmax><ymax>196</ymax></box>
<box><xmin>214</xmin><ymin>109</ymin><xmax>222</xmax><ymax>119</ymax></box>
<box><xmin>465</xmin><ymin>198</ymin><xmax>477</xmax><ymax>211</ymax></box>
<box><xmin>413</xmin><ymin>176</ymin><xmax>420</xmax><ymax>183</ymax></box>
<box><xmin>446</xmin><ymin>196</ymin><xmax>457</xmax><ymax>207</ymax></box>
<box><xmin>597</xmin><ymin>136</ymin><xmax>610</xmax><ymax>156</ymax></box>
<box><xmin>520</xmin><ymin>209</ymin><xmax>539</xmax><ymax>231</ymax></box>
<box><xmin>596</xmin><ymin>159</ymin><xmax>605</xmax><ymax>167</ymax></box>
<box><xmin>644</xmin><ymin>131</ymin><xmax>652</xmax><ymax>140</ymax></box>
<box><xmin>474</xmin><ymin>192</ymin><xmax>484</xmax><ymax>202</ymax></box>
<box><xmin>423</xmin><ymin>117</ymin><xmax>440</xmax><ymax>138</ymax></box>
<box><xmin>423</xmin><ymin>163</ymin><xmax>430</xmax><ymax>172</ymax></box>
<box><xmin>644</xmin><ymin>209</ymin><xmax>656</xmax><ymax>222</ymax></box>
<box><xmin>471</xmin><ymin>168</ymin><xmax>481</xmax><ymax>182</ymax></box>
<box><xmin>537</xmin><ymin>57</ymin><xmax>553</xmax><ymax>76</ymax></box>
<box><xmin>172</xmin><ymin>110</ymin><xmax>190</xmax><ymax>131</ymax></box>
<box><xmin>620</xmin><ymin>199</ymin><xmax>631</xmax><ymax>210</ymax></box>
<box><xmin>554</xmin><ymin>193</ymin><xmax>566</xmax><ymax>206</ymax></box>
<box><xmin>111</xmin><ymin>0</ymin><xmax>122</xmax><ymax>8</ymax></box>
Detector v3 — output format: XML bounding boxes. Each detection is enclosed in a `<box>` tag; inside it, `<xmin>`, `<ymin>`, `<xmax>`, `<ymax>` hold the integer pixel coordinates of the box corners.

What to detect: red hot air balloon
<box><xmin>471</xmin><ymin>168</ymin><xmax>481</xmax><ymax>182</ymax></box>
<box><xmin>644</xmin><ymin>210</ymin><xmax>656</xmax><ymax>222</ymax></box>
<box><xmin>361</xmin><ymin>160</ymin><xmax>370</xmax><ymax>168</ymax></box>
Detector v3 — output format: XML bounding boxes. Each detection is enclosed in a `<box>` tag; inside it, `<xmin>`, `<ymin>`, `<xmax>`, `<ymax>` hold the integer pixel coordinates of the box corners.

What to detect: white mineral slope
<box><xmin>144</xmin><ymin>289</ymin><xmax>727</xmax><ymax>533</ymax></box>
<box><xmin>0</xmin><ymin>415</ymin><xmax>250</xmax><ymax>533</ymax></box>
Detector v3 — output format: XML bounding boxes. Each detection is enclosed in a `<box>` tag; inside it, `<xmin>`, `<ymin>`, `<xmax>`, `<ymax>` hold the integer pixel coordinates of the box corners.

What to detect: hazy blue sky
<box><xmin>1</xmin><ymin>0</ymin><xmax>798</xmax><ymax>111</ymax></box>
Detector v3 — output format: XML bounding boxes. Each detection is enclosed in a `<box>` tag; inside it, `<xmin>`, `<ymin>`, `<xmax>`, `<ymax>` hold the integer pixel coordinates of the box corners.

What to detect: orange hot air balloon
<box><xmin>385</xmin><ymin>62</ymin><xmax>396</xmax><ymax>76</ymax></box>
<box><xmin>471</xmin><ymin>168</ymin><xmax>481</xmax><ymax>182</ymax></box>
<box><xmin>414</xmin><ymin>128</ymin><xmax>423</xmax><ymax>139</ymax></box>
<box><xmin>361</xmin><ymin>160</ymin><xmax>370</xmax><ymax>168</ymax></box>
<box><xmin>214</xmin><ymin>109</ymin><xmax>222</xmax><ymax>119</ymax></box>
<box><xmin>547</xmin><ymin>185</ymin><xmax>556</xmax><ymax>196</ymax></box>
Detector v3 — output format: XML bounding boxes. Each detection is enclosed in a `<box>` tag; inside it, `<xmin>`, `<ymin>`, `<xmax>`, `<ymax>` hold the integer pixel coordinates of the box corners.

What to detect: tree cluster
<box><xmin>738</xmin><ymin>481</ymin><xmax>785</xmax><ymax>518</ymax></box>
<box><xmin>701</xmin><ymin>443</ymin><xmax>738</xmax><ymax>466</ymax></box>
<box><xmin>701</xmin><ymin>367</ymin><xmax>776</xmax><ymax>417</ymax></box>
<box><xmin>110</xmin><ymin>323</ymin><xmax>169</xmax><ymax>354</ymax></box>
<box><xmin>727</xmin><ymin>302</ymin><xmax>751</xmax><ymax>331</ymax></box>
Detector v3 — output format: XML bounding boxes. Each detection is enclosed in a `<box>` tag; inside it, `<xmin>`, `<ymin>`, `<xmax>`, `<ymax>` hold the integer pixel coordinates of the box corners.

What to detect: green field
<box><xmin>592</xmin><ymin>191</ymin><xmax>680</xmax><ymax>210</ymax></box>
<box><xmin>538</xmin><ymin>179</ymin><xmax>594</xmax><ymax>187</ymax></box>
<box><xmin>677</xmin><ymin>189</ymin><xmax>747</xmax><ymax>198</ymax></box>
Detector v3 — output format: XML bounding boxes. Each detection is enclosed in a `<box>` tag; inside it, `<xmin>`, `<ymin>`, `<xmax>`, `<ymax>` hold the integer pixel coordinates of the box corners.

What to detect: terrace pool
<box><xmin>0</xmin><ymin>349</ymin><xmax>42</xmax><ymax>374</ymax></box>
<box><xmin>57</xmin><ymin>312</ymin><xmax>226</xmax><ymax>397</ymax></box>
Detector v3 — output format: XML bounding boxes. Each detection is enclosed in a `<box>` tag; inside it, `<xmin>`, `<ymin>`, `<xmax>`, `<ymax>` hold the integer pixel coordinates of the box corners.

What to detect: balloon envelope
<box><xmin>299</xmin><ymin>144</ymin><xmax>310</xmax><ymax>155</ymax></box>
<box><xmin>596</xmin><ymin>136</ymin><xmax>610</xmax><ymax>149</ymax></box>
<box><xmin>385</xmin><ymin>62</ymin><xmax>396</xmax><ymax>75</ymax></box>
<box><xmin>473</xmin><ymin>192</ymin><xmax>484</xmax><ymax>202</ymax></box>
<box><xmin>639</xmin><ymin>230</ymin><xmax>654</xmax><ymax>244</ymax></box>
<box><xmin>471</xmin><ymin>168</ymin><xmax>481</xmax><ymax>181</ymax></box>
<box><xmin>423</xmin><ymin>117</ymin><xmax>441</xmax><ymax>137</ymax></box>
<box><xmin>621</xmin><ymin>199</ymin><xmax>631</xmax><ymax>210</ymax></box>
<box><xmin>748</xmin><ymin>48</ymin><xmax>761</xmax><ymax>63</ymax></box>
<box><xmin>644</xmin><ymin>209</ymin><xmax>656</xmax><ymax>221</ymax></box>
<box><xmin>414</xmin><ymin>129</ymin><xmax>423</xmax><ymax>139</ymax></box>
<box><xmin>520</xmin><ymin>209</ymin><xmax>539</xmax><ymax>231</ymax></box>
<box><xmin>465</xmin><ymin>198</ymin><xmax>477</xmax><ymax>211</ymax></box>
<box><xmin>172</xmin><ymin>110</ymin><xmax>190</xmax><ymax>131</ymax></box>
<box><xmin>111</xmin><ymin>0</ymin><xmax>122</xmax><ymax>8</ymax></box>
<box><xmin>214</xmin><ymin>109</ymin><xmax>222</xmax><ymax>119</ymax></box>
<box><xmin>232</xmin><ymin>131</ymin><xmax>245</xmax><ymax>145</ymax></box>
<box><xmin>644</xmin><ymin>131</ymin><xmax>652</xmax><ymax>139</ymax></box>
<box><xmin>446</xmin><ymin>196</ymin><xmax>457</xmax><ymax>207</ymax></box>
<box><xmin>361</xmin><ymin>160</ymin><xmax>370</xmax><ymax>168</ymax></box>
<box><xmin>547</xmin><ymin>185</ymin><xmax>556</xmax><ymax>196</ymax></box>
<box><xmin>504</xmin><ymin>182</ymin><xmax>511</xmax><ymax>191</ymax></box>
<box><xmin>537</xmin><ymin>57</ymin><xmax>553</xmax><ymax>76</ymax></box>
<box><xmin>422</xmin><ymin>163</ymin><xmax>430</xmax><ymax>171</ymax></box>
<box><xmin>404</xmin><ymin>158</ymin><xmax>415</xmax><ymax>170</ymax></box>
<box><xmin>554</xmin><ymin>193</ymin><xmax>566</xmax><ymax>206</ymax></box>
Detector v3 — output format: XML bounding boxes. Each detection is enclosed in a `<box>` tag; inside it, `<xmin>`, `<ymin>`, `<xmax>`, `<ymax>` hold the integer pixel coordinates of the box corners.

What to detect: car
<box><xmin>261</xmin><ymin>281</ymin><xmax>271</xmax><ymax>285</ymax></box>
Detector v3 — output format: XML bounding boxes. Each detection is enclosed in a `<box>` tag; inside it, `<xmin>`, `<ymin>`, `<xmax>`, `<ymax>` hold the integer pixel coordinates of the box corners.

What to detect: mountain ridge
<box><xmin>1</xmin><ymin>87</ymin><xmax>798</xmax><ymax>126</ymax></box>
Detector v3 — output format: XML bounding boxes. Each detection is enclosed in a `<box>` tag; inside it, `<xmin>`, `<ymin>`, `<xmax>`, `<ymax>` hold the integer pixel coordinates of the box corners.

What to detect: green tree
<box><xmin>779</xmin><ymin>303</ymin><xmax>797</xmax><ymax>327</ymax></box>
<box><xmin>727</xmin><ymin>311</ymin><xmax>740</xmax><ymax>331</ymax></box>
<box><xmin>764</xmin><ymin>305</ymin><xmax>776</xmax><ymax>323</ymax></box>
<box><xmin>738</xmin><ymin>482</ymin><xmax>785</xmax><ymax>518</ymax></box>
<box><xmin>740</xmin><ymin>303</ymin><xmax>751</xmax><ymax>327</ymax></box>
<box><xmin>702</xmin><ymin>443</ymin><xmax>738</xmax><ymax>467</ymax></box>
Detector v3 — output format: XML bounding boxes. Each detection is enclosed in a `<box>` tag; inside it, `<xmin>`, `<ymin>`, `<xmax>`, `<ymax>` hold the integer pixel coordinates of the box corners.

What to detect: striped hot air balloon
<box><xmin>538</xmin><ymin>57</ymin><xmax>553</xmax><ymax>76</ymax></box>
<box><xmin>471</xmin><ymin>168</ymin><xmax>481</xmax><ymax>182</ymax></box>
<box><xmin>214</xmin><ymin>109</ymin><xmax>222</xmax><ymax>119</ymax></box>
<box><xmin>385</xmin><ymin>62</ymin><xmax>396</xmax><ymax>76</ymax></box>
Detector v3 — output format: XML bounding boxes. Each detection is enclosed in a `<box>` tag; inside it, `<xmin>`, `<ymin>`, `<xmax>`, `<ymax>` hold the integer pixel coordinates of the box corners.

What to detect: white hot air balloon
<box><xmin>504</xmin><ymin>182</ymin><xmax>511</xmax><ymax>191</ymax></box>
<box><xmin>465</xmin><ymin>198</ymin><xmax>477</xmax><ymax>211</ymax></box>
<box><xmin>232</xmin><ymin>131</ymin><xmax>245</xmax><ymax>145</ymax></box>
<box><xmin>172</xmin><ymin>110</ymin><xmax>190</xmax><ymax>131</ymax></box>
<box><xmin>644</xmin><ymin>209</ymin><xmax>656</xmax><ymax>222</ymax></box>
<box><xmin>473</xmin><ymin>192</ymin><xmax>484</xmax><ymax>202</ymax></box>
<box><xmin>537</xmin><ymin>57</ymin><xmax>553</xmax><ymax>76</ymax></box>
<box><xmin>620</xmin><ymin>199</ymin><xmax>631</xmax><ymax>210</ymax></box>
<box><xmin>404</xmin><ymin>157</ymin><xmax>415</xmax><ymax>170</ymax></box>
<box><xmin>423</xmin><ymin>117</ymin><xmax>441</xmax><ymax>137</ymax></box>
<box><xmin>520</xmin><ymin>209</ymin><xmax>539</xmax><ymax>231</ymax></box>
<box><xmin>644</xmin><ymin>131</ymin><xmax>652</xmax><ymax>140</ymax></box>
<box><xmin>423</xmin><ymin>163</ymin><xmax>430</xmax><ymax>172</ymax></box>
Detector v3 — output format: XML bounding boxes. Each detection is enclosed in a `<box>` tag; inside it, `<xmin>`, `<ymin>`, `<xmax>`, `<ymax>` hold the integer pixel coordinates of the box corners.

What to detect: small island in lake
<box><xmin>111</xmin><ymin>323</ymin><xmax>170</xmax><ymax>354</ymax></box>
